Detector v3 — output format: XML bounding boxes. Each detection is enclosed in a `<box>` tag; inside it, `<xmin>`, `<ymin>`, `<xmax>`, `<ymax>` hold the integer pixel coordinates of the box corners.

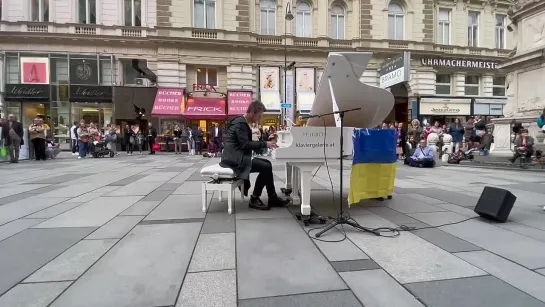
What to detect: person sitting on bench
<box><xmin>408</xmin><ymin>139</ymin><xmax>435</xmax><ymax>168</ymax></box>
<box><xmin>219</xmin><ymin>100</ymin><xmax>290</xmax><ymax>211</ymax></box>
<box><xmin>510</xmin><ymin>129</ymin><xmax>534</xmax><ymax>163</ymax></box>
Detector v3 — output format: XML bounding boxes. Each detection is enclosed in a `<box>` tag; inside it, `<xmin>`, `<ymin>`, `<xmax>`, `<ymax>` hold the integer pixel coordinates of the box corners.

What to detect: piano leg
<box><xmin>291</xmin><ymin>167</ymin><xmax>301</xmax><ymax>205</ymax></box>
<box><xmin>299</xmin><ymin>169</ymin><xmax>312</xmax><ymax>216</ymax></box>
<box><xmin>284</xmin><ymin>162</ymin><xmax>292</xmax><ymax>190</ymax></box>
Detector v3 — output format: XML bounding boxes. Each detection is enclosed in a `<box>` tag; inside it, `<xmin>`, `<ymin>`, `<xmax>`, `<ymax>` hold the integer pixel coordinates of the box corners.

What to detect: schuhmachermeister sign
<box><xmin>4</xmin><ymin>84</ymin><xmax>50</xmax><ymax>102</ymax></box>
<box><xmin>69</xmin><ymin>86</ymin><xmax>113</xmax><ymax>103</ymax></box>
<box><xmin>421</xmin><ymin>58</ymin><xmax>499</xmax><ymax>70</ymax></box>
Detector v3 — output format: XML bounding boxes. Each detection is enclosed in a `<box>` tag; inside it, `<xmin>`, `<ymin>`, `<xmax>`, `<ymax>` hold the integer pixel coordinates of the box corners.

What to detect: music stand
<box><xmin>302</xmin><ymin>108</ymin><xmax>380</xmax><ymax>238</ymax></box>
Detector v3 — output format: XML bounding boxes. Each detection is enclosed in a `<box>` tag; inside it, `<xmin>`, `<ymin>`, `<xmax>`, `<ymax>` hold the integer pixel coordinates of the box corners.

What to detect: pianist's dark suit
<box><xmin>220</xmin><ymin>116</ymin><xmax>273</xmax><ymax>197</ymax></box>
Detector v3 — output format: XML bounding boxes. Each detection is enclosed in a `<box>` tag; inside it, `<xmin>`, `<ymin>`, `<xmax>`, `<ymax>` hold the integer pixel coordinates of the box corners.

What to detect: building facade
<box><xmin>1</xmin><ymin>0</ymin><xmax>513</xmax><ymax>132</ymax></box>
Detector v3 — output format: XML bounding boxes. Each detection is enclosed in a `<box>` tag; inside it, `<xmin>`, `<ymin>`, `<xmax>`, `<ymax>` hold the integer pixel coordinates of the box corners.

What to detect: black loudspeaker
<box><xmin>474</xmin><ymin>187</ymin><xmax>516</xmax><ymax>223</ymax></box>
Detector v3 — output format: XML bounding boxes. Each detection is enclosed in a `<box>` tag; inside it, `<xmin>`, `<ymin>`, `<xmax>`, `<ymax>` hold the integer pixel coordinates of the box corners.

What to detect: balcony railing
<box><xmin>0</xmin><ymin>21</ymin><xmax>511</xmax><ymax>58</ymax></box>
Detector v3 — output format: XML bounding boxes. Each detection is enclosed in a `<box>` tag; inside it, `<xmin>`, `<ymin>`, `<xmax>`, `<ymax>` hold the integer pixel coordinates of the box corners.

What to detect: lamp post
<box><xmin>283</xmin><ymin>2</ymin><xmax>294</xmax><ymax>127</ymax></box>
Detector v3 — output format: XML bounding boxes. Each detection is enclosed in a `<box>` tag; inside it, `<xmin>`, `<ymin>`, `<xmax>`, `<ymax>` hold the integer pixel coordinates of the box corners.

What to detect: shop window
<box><xmin>124</xmin><ymin>0</ymin><xmax>142</xmax><ymax>26</ymax></box>
<box><xmin>260</xmin><ymin>0</ymin><xmax>276</xmax><ymax>35</ymax></box>
<box><xmin>296</xmin><ymin>2</ymin><xmax>312</xmax><ymax>37</ymax></box>
<box><xmin>194</xmin><ymin>0</ymin><xmax>216</xmax><ymax>29</ymax></box>
<box><xmin>330</xmin><ymin>5</ymin><xmax>345</xmax><ymax>40</ymax></box>
<box><xmin>100</xmin><ymin>58</ymin><xmax>113</xmax><ymax>85</ymax></box>
<box><xmin>388</xmin><ymin>2</ymin><xmax>404</xmax><ymax>40</ymax></box>
<box><xmin>464</xmin><ymin>75</ymin><xmax>480</xmax><ymax>96</ymax></box>
<box><xmin>6</xmin><ymin>56</ymin><xmax>19</xmax><ymax>84</ymax></box>
<box><xmin>492</xmin><ymin>76</ymin><xmax>506</xmax><ymax>96</ymax></box>
<box><xmin>495</xmin><ymin>14</ymin><xmax>506</xmax><ymax>49</ymax></box>
<box><xmin>78</xmin><ymin>0</ymin><xmax>97</xmax><ymax>24</ymax></box>
<box><xmin>50</xmin><ymin>57</ymin><xmax>69</xmax><ymax>84</ymax></box>
<box><xmin>438</xmin><ymin>8</ymin><xmax>450</xmax><ymax>45</ymax></box>
<box><xmin>435</xmin><ymin>74</ymin><xmax>451</xmax><ymax>95</ymax></box>
<box><xmin>468</xmin><ymin>11</ymin><xmax>479</xmax><ymax>47</ymax></box>
<box><xmin>31</xmin><ymin>0</ymin><xmax>49</xmax><ymax>22</ymax></box>
<box><xmin>196</xmin><ymin>68</ymin><xmax>218</xmax><ymax>86</ymax></box>
<box><xmin>121</xmin><ymin>59</ymin><xmax>145</xmax><ymax>85</ymax></box>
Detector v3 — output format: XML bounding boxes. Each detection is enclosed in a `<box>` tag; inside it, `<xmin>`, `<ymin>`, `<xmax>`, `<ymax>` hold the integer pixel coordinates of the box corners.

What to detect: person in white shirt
<box><xmin>70</xmin><ymin>121</ymin><xmax>78</xmax><ymax>156</ymax></box>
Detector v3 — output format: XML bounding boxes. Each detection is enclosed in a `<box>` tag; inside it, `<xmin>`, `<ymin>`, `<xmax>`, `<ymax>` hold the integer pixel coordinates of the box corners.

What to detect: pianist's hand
<box><xmin>266</xmin><ymin>141</ymin><xmax>278</xmax><ymax>149</ymax></box>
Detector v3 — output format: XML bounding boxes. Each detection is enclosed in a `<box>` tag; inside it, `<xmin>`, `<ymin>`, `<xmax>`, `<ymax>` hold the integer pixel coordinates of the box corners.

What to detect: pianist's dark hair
<box><xmin>246</xmin><ymin>100</ymin><xmax>267</xmax><ymax>114</ymax></box>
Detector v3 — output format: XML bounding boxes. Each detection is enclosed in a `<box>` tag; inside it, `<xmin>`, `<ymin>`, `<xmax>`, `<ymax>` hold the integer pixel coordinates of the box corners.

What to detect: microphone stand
<box><xmin>302</xmin><ymin>108</ymin><xmax>380</xmax><ymax>237</ymax></box>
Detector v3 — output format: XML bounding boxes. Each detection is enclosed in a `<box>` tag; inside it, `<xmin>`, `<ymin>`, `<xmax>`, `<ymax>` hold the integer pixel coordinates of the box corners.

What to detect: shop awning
<box><xmin>151</xmin><ymin>88</ymin><xmax>185</xmax><ymax>117</ymax></box>
<box><xmin>474</xmin><ymin>98</ymin><xmax>507</xmax><ymax>105</ymax></box>
<box><xmin>227</xmin><ymin>90</ymin><xmax>253</xmax><ymax>115</ymax></box>
<box><xmin>183</xmin><ymin>97</ymin><xmax>226</xmax><ymax>119</ymax></box>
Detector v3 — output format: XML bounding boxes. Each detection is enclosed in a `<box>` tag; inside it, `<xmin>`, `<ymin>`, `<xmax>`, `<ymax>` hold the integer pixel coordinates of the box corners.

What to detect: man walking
<box><xmin>7</xmin><ymin>114</ymin><xmax>24</xmax><ymax>163</ymax></box>
<box><xmin>70</xmin><ymin>121</ymin><xmax>78</xmax><ymax>156</ymax></box>
<box><xmin>211</xmin><ymin>122</ymin><xmax>223</xmax><ymax>152</ymax></box>
<box><xmin>147</xmin><ymin>122</ymin><xmax>157</xmax><ymax>155</ymax></box>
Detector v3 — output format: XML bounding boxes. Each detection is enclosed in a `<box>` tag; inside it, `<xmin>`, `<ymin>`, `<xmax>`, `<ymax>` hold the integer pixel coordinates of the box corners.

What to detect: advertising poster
<box><xmin>259</xmin><ymin>67</ymin><xmax>281</xmax><ymax>111</ymax></box>
<box><xmin>227</xmin><ymin>91</ymin><xmax>253</xmax><ymax>115</ymax></box>
<box><xmin>20</xmin><ymin>57</ymin><xmax>50</xmax><ymax>84</ymax></box>
<box><xmin>296</xmin><ymin>68</ymin><xmax>315</xmax><ymax>112</ymax></box>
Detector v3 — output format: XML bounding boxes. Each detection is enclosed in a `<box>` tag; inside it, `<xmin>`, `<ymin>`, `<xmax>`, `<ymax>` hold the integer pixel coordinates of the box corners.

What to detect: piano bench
<box><xmin>200</xmin><ymin>164</ymin><xmax>244</xmax><ymax>214</ymax></box>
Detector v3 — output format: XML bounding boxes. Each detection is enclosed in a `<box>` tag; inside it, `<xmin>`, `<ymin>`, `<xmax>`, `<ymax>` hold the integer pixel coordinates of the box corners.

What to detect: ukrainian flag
<box><xmin>348</xmin><ymin>128</ymin><xmax>397</xmax><ymax>204</ymax></box>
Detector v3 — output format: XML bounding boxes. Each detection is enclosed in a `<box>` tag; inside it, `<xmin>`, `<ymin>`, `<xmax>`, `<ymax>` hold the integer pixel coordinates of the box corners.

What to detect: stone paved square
<box><xmin>1</xmin><ymin>153</ymin><xmax>545</xmax><ymax>306</ymax></box>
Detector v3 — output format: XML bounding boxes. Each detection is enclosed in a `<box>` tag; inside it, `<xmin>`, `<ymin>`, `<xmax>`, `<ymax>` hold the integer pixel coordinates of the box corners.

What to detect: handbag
<box><xmin>152</xmin><ymin>143</ymin><xmax>160</xmax><ymax>152</ymax></box>
<box><xmin>80</xmin><ymin>136</ymin><xmax>89</xmax><ymax>143</ymax></box>
<box><xmin>0</xmin><ymin>142</ymin><xmax>7</xmax><ymax>158</ymax></box>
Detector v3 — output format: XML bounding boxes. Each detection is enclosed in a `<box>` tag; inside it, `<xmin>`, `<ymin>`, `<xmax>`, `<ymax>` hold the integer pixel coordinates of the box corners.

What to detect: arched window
<box><xmin>330</xmin><ymin>5</ymin><xmax>345</xmax><ymax>39</ymax></box>
<box><xmin>194</xmin><ymin>0</ymin><xmax>216</xmax><ymax>29</ymax></box>
<box><xmin>260</xmin><ymin>0</ymin><xmax>276</xmax><ymax>35</ymax></box>
<box><xmin>296</xmin><ymin>2</ymin><xmax>312</xmax><ymax>37</ymax></box>
<box><xmin>388</xmin><ymin>2</ymin><xmax>404</xmax><ymax>40</ymax></box>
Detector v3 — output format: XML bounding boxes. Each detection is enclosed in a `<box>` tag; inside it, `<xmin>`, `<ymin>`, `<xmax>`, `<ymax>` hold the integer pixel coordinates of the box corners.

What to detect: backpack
<box><xmin>448</xmin><ymin>151</ymin><xmax>464</xmax><ymax>164</ymax></box>
<box><xmin>538</xmin><ymin>116</ymin><xmax>544</xmax><ymax>129</ymax></box>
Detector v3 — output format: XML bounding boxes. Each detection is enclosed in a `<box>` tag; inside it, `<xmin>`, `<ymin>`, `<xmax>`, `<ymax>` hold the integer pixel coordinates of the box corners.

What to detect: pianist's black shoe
<box><xmin>249</xmin><ymin>196</ymin><xmax>270</xmax><ymax>211</ymax></box>
<box><xmin>268</xmin><ymin>194</ymin><xmax>290</xmax><ymax>207</ymax></box>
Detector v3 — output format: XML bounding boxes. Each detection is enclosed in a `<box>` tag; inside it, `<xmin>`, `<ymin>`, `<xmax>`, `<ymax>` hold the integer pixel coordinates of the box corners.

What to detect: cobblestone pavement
<box><xmin>1</xmin><ymin>153</ymin><xmax>545</xmax><ymax>307</ymax></box>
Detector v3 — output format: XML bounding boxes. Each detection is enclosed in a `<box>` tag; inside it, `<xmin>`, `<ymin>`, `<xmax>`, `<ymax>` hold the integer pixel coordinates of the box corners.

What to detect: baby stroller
<box><xmin>92</xmin><ymin>135</ymin><xmax>114</xmax><ymax>158</ymax></box>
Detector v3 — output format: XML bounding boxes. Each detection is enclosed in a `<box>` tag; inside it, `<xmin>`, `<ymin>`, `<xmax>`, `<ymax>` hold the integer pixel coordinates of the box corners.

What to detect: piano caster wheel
<box><xmin>281</xmin><ymin>188</ymin><xmax>293</xmax><ymax>196</ymax></box>
<box><xmin>304</xmin><ymin>220</ymin><xmax>310</xmax><ymax>227</ymax></box>
<box><xmin>296</xmin><ymin>211</ymin><xmax>327</xmax><ymax>226</ymax></box>
<box><xmin>375</xmin><ymin>197</ymin><xmax>385</xmax><ymax>201</ymax></box>
<box><xmin>387</xmin><ymin>195</ymin><xmax>392</xmax><ymax>200</ymax></box>
<box><xmin>296</xmin><ymin>215</ymin><xmax>302</xmax><ymax>221</ymax></box>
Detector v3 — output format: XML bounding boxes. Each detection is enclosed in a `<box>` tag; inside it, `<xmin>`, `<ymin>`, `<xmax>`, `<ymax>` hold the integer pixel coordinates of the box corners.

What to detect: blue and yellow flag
<box><xmin>348</xmin><ymin>128</ymin><xmax>397</xmax><ymax>204</ymax></box>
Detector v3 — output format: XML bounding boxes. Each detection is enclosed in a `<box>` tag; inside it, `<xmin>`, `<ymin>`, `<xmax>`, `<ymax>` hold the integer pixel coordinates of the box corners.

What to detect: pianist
<box><xmin>220</xmin><ymin>100</ymin><xmax>291</xmax><ymax>211</ymax></box>
<box><xmin>408</xmin><ymin>139</ymin><xmax>435</xmax><ymax>168</ymax></box>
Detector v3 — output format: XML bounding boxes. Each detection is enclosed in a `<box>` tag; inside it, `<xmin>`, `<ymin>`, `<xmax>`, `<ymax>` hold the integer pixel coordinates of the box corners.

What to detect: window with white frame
<box><xmin>260</xmin><ymin>0</ymin><xmax>276</xmax><ymax>35</ymax></box>
<box><xmin>468</xmin><ymin>11</ymin><xmax>479</xmax><ymax>47</ymax></box>
<box><xmin>388</xmin><ymin>2</ymin><xmax>404</xmax><ymax>40</ymax></box>
<box><xmin>492</xmin><ymin>76</ymin><xmax>506</xmax><ymax>96</ymax></box>
<box><xmin>296</xmin><ymin>2</ymin><xmax>312</xmax><ymax>37</ymax></box>
<box><xmin>330</xmin><ymin>5</ymin><xmax>345</xmax><ymax>39</ymax></box>
<box><xmin>124</xmin><ymin>0</ymin><xmax>142</xmax><ymax>26</ymax></box>
<box><xmin>194</xmin><ymin>0</ymin><xmax>216</xmax><ymax>29</ymax></box>
<box><xmin>31</xmin><ymin>0</ymin><xmax>49</xmax><ymax>22</ymax></box>
<box><xmin>464</xmin><ymin>75</ymin><xmax>480</xmax><ymax>95</ymax></box>
<box><xmin>496</xmin><ymin>15</ymin><xmax>506</xmax><ymax>49</ymax></box>
<box><xmin>435</xmin><ymin>74</ymin><xmax>451</xmax><ymax>95</ymax></box>
<box><xmin>196</xmin><ymin>68</ymin><xmax>218</xmax><ymax>86</ymax></box>
<box><xmin>78</xmin><ymin>0</ymin><xmax>97</xmax><ymax>24</ymax></box>
<box><xmin>438</xmin><ymin>8</ymin><xmax>450</xmax><ymax>44</ymax></box>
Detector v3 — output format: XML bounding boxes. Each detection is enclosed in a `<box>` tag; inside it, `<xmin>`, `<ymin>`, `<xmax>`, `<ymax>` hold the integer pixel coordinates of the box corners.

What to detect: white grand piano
<box><xmin>274</xmin><ymin>52</ymin><xmax>395</xmax><ymax>216</ymax></box>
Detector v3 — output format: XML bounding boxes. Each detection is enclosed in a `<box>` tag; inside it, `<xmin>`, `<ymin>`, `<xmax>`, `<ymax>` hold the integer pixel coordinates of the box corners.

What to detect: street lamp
<box><xmin>283</xmin><ymin>2</ymin><xmax>294</xmax><ymax>127</ymax></box>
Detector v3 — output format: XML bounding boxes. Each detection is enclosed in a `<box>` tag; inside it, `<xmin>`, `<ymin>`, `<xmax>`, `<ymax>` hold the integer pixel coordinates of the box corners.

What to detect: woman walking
<box><xmin>29</xmin><ymin>118</ymin><xmax>47</xmax><ymax>161</ymax></box>
<box><xmin>449</xmin><ymin>119</ymin><xmax>464</xmax><ymax>152</ymax></box>
<box><xmin>173</xmin><ymin>124</ymin><xmax>183</xmax><ymax>154</ymax></box>
<box><xmin>124</xmin><ymin>124</ymin><xmax>135</xmax><ymax>155</ymax></box>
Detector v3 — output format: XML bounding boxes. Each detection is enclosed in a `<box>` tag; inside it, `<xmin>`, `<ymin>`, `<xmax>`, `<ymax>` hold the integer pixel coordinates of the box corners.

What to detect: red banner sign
<box><xmin>227</xmin><ymin>90</ymin><xmax>253</xmax><ymax>115</ymax></box>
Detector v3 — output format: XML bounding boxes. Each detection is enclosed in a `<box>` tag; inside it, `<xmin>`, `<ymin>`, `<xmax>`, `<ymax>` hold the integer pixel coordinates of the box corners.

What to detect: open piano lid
<box><xmin>307</xmin><ymin>52</ymin><xmax>395</xmax><ymax>128</ymax></box>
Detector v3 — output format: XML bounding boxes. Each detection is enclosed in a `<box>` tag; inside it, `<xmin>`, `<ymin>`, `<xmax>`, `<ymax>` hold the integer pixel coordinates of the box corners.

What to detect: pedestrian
<box><xmin>186</xmin><ymin>126</ymin><xmax>194</xmax><ymax>155</ymax></box>
<box><xmin>29</xmin><ymin>118</ymin><xmax>47</xmax><ymax>161</ymax></box>
<box><xmin>124</xmin><ymin>124</ymin><xmax>135</xmax><ymax>155</ymax></box>
<box><xmin>194</xmin><ymin>126</ymin><xmax>204</xmax><ymax>155</ymax></box>
<box><xmin>449</xmin><ymin>118</ymin><xmax>464</xmax><ymax>152</ymax></box>
<box><xmin>147</xmin><ymin>122</ymin><xmax>157</xmax><ymax>155</ymax></box>
<box><xmin>77</xmin><ymin>120</ymin><xmax>90</xmax><ymax>159</ymax></box>
<box><xmin>70</xmin><ymin>121</ymin><xmax>79</xmax><ymax>156</ymax></box>
<box><xmin>7</xmin><ymin>114</ymin><xmax>24</xmax><ymax>163</ymax></box>
<box><xmin>107</xmin><ymin>125</ymin><xmax>118</xmax><ymax>156</ymax></box>
<box><xmin>407</xmin><ymin>119</ymin><xmax>422</xmax><ymax>143</ymax></box>
<box><xmin>173</xmin><ymin>124</ymin><xmax>183</xmax><ymax>154</ymax></box>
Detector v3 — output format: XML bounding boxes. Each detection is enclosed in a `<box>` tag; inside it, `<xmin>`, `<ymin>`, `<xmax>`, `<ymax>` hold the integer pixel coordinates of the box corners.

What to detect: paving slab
<box><xmin>434</xmin><ymin>203</ymin><xmax>480</xmax><ymax>218</ymax></box>
<box><xmin>404</xmin><ymin>193</ymin><xmax>445</xmax><ymax>205</ymax></box>
<box><xmin>411</xmin><ymin>227</ymin><xmax>482</xmax><ymax>253</ymax></box>
<box><xmin>331</xmin><ymin>259</ymin><xmax>381</xmax><ymax>272</ymax></box>
<box><xmin>49</xmin><ymin>223</ymin><xmax>202</xmax><ymax>307</ymax></box>
<box><xmin>188</xmin><ymin>233</ymin><xmax>236</xmax><ymax>272</ymax></box>
<box><xmin>236</xmin><ymin>218</ymin><xmax>347</xmax><ymax>299</ymax></box>
<box><xmin>238</xmin><ymin>290</ymin><xmax>362</xmax><ymax>307</ymax></box>
<box><xmin>119</xmin><ymin>201</ymin><xmax>161</xmax><ymax>216</ymax></box>
<box><xmin>366</xmin><ymin>207</ymin><xmax>421</xmax><ymax>225</ymax></box>
<box><xmin>0</xmin><ymin>197</ymin><xmax>70</xmax><ymax>225</ymax></box>
<box><xmin>168</xmin><ymin>167</ymin><xmax>198</xmax><ymax>183</ymax></box>
<box><xmin>34</xmin><ymin>196</ymin><xmax>142</xmax><ymax>228</ymax></box>
<box><xmin>341</xmin><ymin>269</ymin><xmax>424</xmax><ymax>307</ymax></box>
<box><xmin>86</xmin><ymin>216</ymin><xmax>143</xmax><ymax>239</ymax></box>
<box><xmin>156</xmin><ymin>182</ymin><xmax>182</xmax><ymax>191</ymax></box>
<box><xmin>0</xmin><ymin>184</ymin><xmax>50</xmax><ymax>199</ymax></box>
<box><xmin>0</xmin><ymin>218</ymin><xmax>46</xmax><ymax>242</ymax></box>
<box><xmin>26</xmin><ymin>173</ymin><xmax>92</xmax><ymax>184</ymax></box>
<box><xmin>0</xmin><ymin>227</ymin><xmax>95</xmax><ymax>296</ymax></box>
<box><xmin>313</xmin><ymin>237</ymin><xmax>369</xmax><ymax>262</ymax></box>
<box><xmin>385</xmin><ymin>198</ymin><xmax>447</xmax><ymax>214</ymax></box>
<box><xmin>24</xmin><ymin>202</ymin><xmax>85</xmax><ymax>219</ymax></box>
<box><xmin>106</xmin><ymin>180</ymin><xmax>166</xmax><ymax>197</ymax></box>
<box><xmin>172</xmin><ymin>181</ymin><xmax>206</xmax><ymax>194</ymax></box>
<box><xmin>493</xmin><ymin>221</ymin><xmax>545</xmax><ymax>243</ymax></box>
<box><xmin>441</xmin><ymin>219</ymin><xmax>545</xmax><ymax>269</ymax></box>
<box><xmin>405</xmin><ymin>188</ymin><xmax>479</xmax><ymax>208</ymax></box>
<box><xmin>0</xmin><ymin>192</ymin><xmax>37</xmax><ymax>205</ymax></box>
<box><xmin>405</xmin><ymin>275</ymin><xmax>545</xmax><ymax>307</ymax></box>
<box><xmin>107</xmin><ymin>174</ymin><xmax>149</xmax><ymax>186</ymax></box>
<box><xmin>141</xmin><ymin>190</ymin><xmax>172</xmax><ymax>202</ymax></box>
<box><xmin>64</xmin><ymin>192</ymin><xmax>105</xmax><ymax>203</ymax></box>
<box><xmin>456</xmin><ymin>250</ymin><xmax>545</xmax><ymax>303</ymax></box>
<box><xmin>200</xmin><ymin>212</ymin><xmax>235</xmax><ymax>234</ymax></box>
<box><xmin>536</xmin><ymin>268</ymin><xmax>545</xmax><ymax>276</ymax></box>
<box><xmin>145</xmin><ymin>195</ymin><xmax>206</xmax><ymax>220</ymax></box>
<box><xmin>347</xmin><ymin>214</ymin><xmax>486</xmax><ymax>284</ymax></box>
<box><xmin>24</xmin><ymin>239</ymin><xmax>117</xmax><ymax>282</ymax></box>
<box><xmin>0</xmin><ymin>281</ymin><xmax>72</xmax><ymax>307</ymax></box>
<box><xmin>176</xmin><ymin>270</ymin><xmax>237</xmax><ymax>307</ymax></box>
<box><xmin>408</xmin><ymin>211</ymin><xmax>473</xmax><ymax>226</ymax></box>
